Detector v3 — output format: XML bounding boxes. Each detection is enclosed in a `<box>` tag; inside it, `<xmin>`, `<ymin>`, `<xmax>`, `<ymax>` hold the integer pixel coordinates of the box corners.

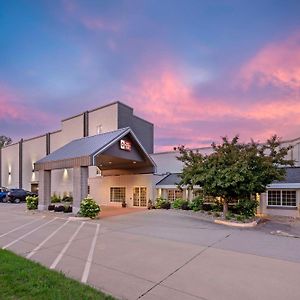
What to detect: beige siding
<box><xmin>22</xmin><ymin>135</ymin><xmax>46</xmax><ymax>190</ymax></box>
<box><xmin>50</xmin><ymin>130</ymin><xmax>63</xmax><ymax>153</ymax></box>
<box><xmin>88</xmin><ymin>174</ymin><xmax>163</xmax><ymax>207</ymax></box>
<box><xmin>151</xmin><ymin>147</ymin><xmax>213</xmax><ymax>174</ymax></box>
<box><xmin>50</xmin><ymin>115</ymin><xmax>84</xmax><ymax>152</ymax></box>
<box><xmin>88</xmin><ymin>104</ymin><xmax>118</xmax><ymax>136</ymax></box>
<box><xmin>1</xmin><ymin>143</ymin><xmax>19</xmax><ymax>188</ymax></box>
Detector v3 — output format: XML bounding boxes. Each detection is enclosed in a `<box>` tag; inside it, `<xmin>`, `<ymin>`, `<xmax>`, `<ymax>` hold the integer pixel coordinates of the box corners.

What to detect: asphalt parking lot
<box><xmin>0</xmin><ymin>203</ymin><xmax>300</xmax><ymax>300</ymax></box>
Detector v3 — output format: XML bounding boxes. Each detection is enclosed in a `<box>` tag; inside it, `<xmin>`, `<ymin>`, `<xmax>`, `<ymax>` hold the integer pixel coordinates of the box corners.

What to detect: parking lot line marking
<box><xmin>26</xmin><ymin>219</ymin><xmax>71</xmax><ymax>259</ymax></box>
<box><xmin>0</xmin><ymin>216</ymin><xmax>45</xmax><ymax>239</ymax></box>
<box><xmin>81</xmin><ymin>223</ymin><xmax>100</xmax><ymax>283</ymax></box>
<box><xmin>50</xmin><ymin>221</ymin><xmax>85</xmax><ymax>270</ymax></box>
<box><xmin>2</xmin><ymin>217</ymin><xmax>57</xmax><ymax>250</ymax></box>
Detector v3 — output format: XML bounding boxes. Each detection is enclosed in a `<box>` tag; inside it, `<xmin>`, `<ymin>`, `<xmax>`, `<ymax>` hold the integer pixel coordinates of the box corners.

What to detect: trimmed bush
<box><xmin>62</xmin><ymin>196</ymin><xmax>73</xmax><ymax>203</ymax></box>
<box><xmin>26</xmin><ymin>196</ymin><xmax>38</xmax><ymax>210</ymax></box>
<box><xmin>189</xmin><ymin>196</ymin><xmax>204</xmax><ymax>211</ymax></box>
<box><xmin>51</xmin><ymin>193</ymin><xmax>61</xmax><ymax>203</ymax></box>
<box><xmin>236</xmin><ymin>199</ymin><xmax>258</xmax><ymax>218</ymax></box>
<box><xmin>172</xmin><ymin>198</ymin><xmax>190</xmax><ymax>210</ymax></box>
<box><xmin>155</xmin><ymin>198</ymin><xmax>171</xmax><ymax>209</ymax></box>
<box><xmin>79</xmin><ymin>197</ymin><xmax>100</xmax><ymax>218</ymax></box>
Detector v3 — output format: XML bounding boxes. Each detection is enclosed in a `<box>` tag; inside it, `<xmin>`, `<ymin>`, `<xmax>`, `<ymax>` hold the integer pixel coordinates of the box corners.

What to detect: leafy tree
<box><xmin>0</xmin><ymin>135</ymin><xmax>12</xmax><ymax>148</ymax></box>
<box><xmin>177</xmin><ymin>135</ymin><xmax>294</xmax><ymax>215</ymax></box>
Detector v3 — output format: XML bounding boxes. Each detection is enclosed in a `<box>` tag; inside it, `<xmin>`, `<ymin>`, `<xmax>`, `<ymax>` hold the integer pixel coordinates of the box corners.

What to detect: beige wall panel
<box><xmin>88</xmin><ymin>174</ymin><xmax>163</xmax><ymax>207</ymax></box>
<box><xmin>50</xmin><ymin>115</ymin><xmax>84</xmax><ymax>152</ymax></box>
<box><xmin>22</xmin><ymin>136</ymin><xmax>46</xmax><ymax>190</ymax></box>
<box><xmin>50</xmin><ymin>131</ymin><xmax>64</xmax><ymax>153</ymax></box>
<box><xmin>88</xmin><ymin>104</ymin><xmax>118</xmax><ymax>136</ymax></box>
<box><xmin>51</xmin><ymin>169</ymin><xmax>73</xmax><ymax>198</ymax></box>
<box><xmin>1</xmin><ymin>143</ymin><xmax>19</xmax><ymax>188</ymax></box>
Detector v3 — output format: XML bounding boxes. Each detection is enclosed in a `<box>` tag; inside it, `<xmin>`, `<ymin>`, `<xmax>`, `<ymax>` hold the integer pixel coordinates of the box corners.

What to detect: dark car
<box><xmin>6</xmin><ymin>189</ymin><xmax>38</xmax><ymax>203</ymax></box>
<box><xmin>0</xmin><ymin>187</ymin><xmax>9</xmax><ymax>202</ymax></box>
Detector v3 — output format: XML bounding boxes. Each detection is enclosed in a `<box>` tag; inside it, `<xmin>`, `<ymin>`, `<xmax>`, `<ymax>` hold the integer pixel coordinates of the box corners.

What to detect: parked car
<box><xmin>6</xmin><ymin>189</ymin><xmax>38</xmax><ymax>203</ymax></box>
<box><xmin>0</xmin><ymin>187</ymin><xmax>9</xmax><ymax>202</ymax></box>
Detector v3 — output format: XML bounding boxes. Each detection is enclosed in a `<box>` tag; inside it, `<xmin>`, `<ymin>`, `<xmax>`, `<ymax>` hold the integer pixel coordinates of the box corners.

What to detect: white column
<box><xmin>38</xmin><ymin>170</ymin><xmax>51</xmax><ymax>211</ymax></box>
<box><xmin>73</xmin><ymin>166</ymin><xmax>88</xmax><ymax>214</ymax></box>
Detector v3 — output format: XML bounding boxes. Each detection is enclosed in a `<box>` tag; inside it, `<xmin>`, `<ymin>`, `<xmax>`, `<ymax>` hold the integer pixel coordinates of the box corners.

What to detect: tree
<box><xmin>0</xmin><ymin>135</ymin><xmax>12</xmax><ymax>148</ymax></box>
<box><xmin>177</xmin><ymin>135</ymin><xmax>294</xmax><ymax>215</ymax></box>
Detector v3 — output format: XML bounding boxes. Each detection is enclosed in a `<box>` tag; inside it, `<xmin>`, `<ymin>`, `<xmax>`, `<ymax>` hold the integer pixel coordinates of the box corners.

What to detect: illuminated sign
<box><xmin>120</xmin><ymin>139</ymin><xmax>131</xmax><ymax>151</ymax></box>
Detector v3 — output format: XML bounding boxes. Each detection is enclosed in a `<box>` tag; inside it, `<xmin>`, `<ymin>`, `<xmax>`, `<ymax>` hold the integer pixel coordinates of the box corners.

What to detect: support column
<box><xmin>38</xmin><ymin>170</ymin><xmax>51</xmax><ymax>211</ymax></box>
<box><xmin>73</xmin><ymin>166</ymin><xmax>88</xmax><ymax>214</ymax></box>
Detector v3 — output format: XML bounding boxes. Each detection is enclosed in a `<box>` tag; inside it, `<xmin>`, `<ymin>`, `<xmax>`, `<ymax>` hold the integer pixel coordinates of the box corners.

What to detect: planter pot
<box><xmin>48</xmin><ymin>205</ymin><xmax>55</xmax><ymax>211</ymax></box>
<box><xmin>54</xmin><ymin>205</ymin><xmax>65</xmax><ymax>212</ymax></box>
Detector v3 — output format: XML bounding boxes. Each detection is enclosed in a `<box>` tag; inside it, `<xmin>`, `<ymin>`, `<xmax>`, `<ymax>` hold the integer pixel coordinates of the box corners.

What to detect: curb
<box><xmin>68</xmin><ymin>216</ymin><xmax>91</xmax><ymax>221</ymax></box>
<box><xmin>214</xmin><ymin>219</ymin><xmax>258</xmax><ymax>228</ymax></box>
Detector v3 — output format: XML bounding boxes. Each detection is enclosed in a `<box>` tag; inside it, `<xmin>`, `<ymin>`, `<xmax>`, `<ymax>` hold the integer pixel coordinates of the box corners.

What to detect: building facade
<box><xmin>0</xmin><ymin>101</ymin><xmax>300</xmax><ymax>217</ymax></box>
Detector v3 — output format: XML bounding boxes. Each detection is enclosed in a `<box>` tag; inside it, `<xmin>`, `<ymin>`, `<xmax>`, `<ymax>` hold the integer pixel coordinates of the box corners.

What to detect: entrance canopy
<box><xmin>35</xmin><ymin>127</ymin><xmax>156</xmax><ymax>175</ymax></box>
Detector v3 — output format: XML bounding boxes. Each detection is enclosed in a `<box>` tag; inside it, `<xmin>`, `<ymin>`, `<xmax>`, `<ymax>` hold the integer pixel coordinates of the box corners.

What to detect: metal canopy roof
<box><xmin>35</xmin><ymin>127</ymin><xmax>155</xmax><ymax>171</ymax></box>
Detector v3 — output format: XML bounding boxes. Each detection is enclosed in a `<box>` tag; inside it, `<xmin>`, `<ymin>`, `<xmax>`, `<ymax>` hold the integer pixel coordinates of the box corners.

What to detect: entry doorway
<box><xmin>133</xmin><ymin>187</ymin><xmax>147</xmax><ymax>207</ymax></box>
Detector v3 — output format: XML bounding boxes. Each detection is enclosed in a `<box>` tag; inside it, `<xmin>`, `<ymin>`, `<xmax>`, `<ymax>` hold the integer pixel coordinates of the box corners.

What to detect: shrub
<box><xmin>172</xmin><ymin>198</ymin><xmax>189</xmax><ymax>210</ymax></box>
<box><xmin>155</xmin><ymin>197</ymin><xmax>171</xmax><ymax>209</ymax></box>
<box><xmin>214</xmin><ymin>212</ymin><xmax>220</xmax><ymax>218</ymax></box>
<box><xmin>26</xmin><ymin>196</ymin><xmax>38</xmax><ymax>210</ymax></box>
<box><xmin>79</xmin><ymin>197</ymin><xmax>100</xmax><ymax>218</ymax></box>
<box><xmin>225</xmin><ymin>212</ymin><xmax>234</xmax><ymax>220</ymax></box>
<box><xmin>236</xmin><ymin>215</ymin><xmax>246</xmax><ymax>222</ymax></box>
<box><xmin>236</xmin><ymin>199</ymin><xmax>258</xmax><ymax>218</ymax></box>
<box><xmin>51</xmin><ymin>193</ymin><xmax>61</xmax><ymax>203</ymax></box>
<box><xmin>202</xmin><ymin>203</ymin><xmax>213</xmax><ymax>211</ymax></box>
<box><xmin>189</xmin><ymin>196</ymin><xmax>204</xmax><ymax>211</ymax></box>
<box><xmin>211</xmin><ymin>202</ymin><xmax>223</xmax><ymax>212</ymax></box>
<box><xmin>62</xmin><ymin>196</ymin><xmax>73</xmax><ymax>203</ymax></box>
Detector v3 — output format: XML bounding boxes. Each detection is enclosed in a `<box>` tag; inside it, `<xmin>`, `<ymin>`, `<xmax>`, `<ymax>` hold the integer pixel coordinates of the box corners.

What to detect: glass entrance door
<box><xmin>133</xmin><ymin>187</ymin><xmax>147</xmax><ymax>207</ymax></box>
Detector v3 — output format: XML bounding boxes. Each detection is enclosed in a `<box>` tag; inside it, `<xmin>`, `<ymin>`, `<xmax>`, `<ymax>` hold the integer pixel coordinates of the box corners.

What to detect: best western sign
<box><xmin>120</xmin><ymin>139</ymin><xmax>132</xmax><ymax>151</ymax></box>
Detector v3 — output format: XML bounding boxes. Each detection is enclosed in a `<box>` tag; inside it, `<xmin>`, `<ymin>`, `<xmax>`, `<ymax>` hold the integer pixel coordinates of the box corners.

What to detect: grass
<box><xmin>0</xmin><ymin>249</ymin><xmax>115</xmax><ymax>300</ymax></box>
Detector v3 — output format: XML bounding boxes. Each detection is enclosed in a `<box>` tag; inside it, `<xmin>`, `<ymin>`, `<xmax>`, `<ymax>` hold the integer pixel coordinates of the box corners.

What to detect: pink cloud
<box><xmin>239</xmin><ymin>32</ymin><xmax>300</xmax><ymax>89</ymax></box>
<box><xmin>123</xmin><ymin>64</ymin><xmax>300</xmax><ymax>151</ymax></box>
<box><xmin>0</xmin><ymin>84</ymin><xmax>54</xmax><ymax>124</ymax></box>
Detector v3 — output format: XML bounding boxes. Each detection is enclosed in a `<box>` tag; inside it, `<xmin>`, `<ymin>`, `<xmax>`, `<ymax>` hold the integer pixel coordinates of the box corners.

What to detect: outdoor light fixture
<box><xmin>8</xmin><ymin>171</ymin><xmax>11</xmax><ymax>176</ymax></box>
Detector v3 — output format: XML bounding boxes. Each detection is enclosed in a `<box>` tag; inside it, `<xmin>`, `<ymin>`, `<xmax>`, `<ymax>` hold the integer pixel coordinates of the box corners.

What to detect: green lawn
<box><xmin>0</xmin><ymin>249</ymin><xmax>115</xmax><ymax>300</ymax></box>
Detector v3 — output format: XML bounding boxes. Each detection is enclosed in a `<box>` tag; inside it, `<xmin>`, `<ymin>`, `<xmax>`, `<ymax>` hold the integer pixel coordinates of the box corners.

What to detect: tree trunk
<box><xmin>223</xmin><ymin>201</ymin><xmax>228</xmax><ymax>216</ymax></box>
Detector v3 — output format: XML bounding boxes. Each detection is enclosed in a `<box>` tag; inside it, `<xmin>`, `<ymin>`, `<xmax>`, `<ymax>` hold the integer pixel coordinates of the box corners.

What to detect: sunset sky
<box><xmin>1</xmin><ymin>0</ymin><xmax>300</xmax><ymax>151</ymax></box>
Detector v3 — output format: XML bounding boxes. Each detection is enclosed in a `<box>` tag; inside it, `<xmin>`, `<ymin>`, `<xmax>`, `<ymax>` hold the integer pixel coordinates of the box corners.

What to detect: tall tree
<box><xmin>177</xmin><ymin>135</ymin><xmax>294</xmax><ymax>215</ymax></box>
<box><xmin>0</xmin><ymin>135</ymin><xmax>12</xmax><ymax>148</ymax></box>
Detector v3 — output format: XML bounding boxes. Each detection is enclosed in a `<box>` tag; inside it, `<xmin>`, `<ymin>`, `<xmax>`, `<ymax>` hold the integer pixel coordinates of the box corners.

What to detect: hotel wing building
<box><xmin>1</xmin><ymin>101</ymin><xmax>300</xmax><ymax>217</ymax></box>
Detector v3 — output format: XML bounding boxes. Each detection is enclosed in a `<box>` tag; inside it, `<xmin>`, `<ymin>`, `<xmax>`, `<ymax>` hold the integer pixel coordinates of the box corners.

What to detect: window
<box><xmin>110</xmin><ymin>187</ymin><xmax>126</xmax><ymax>202</ymax></box>
<box><xmin>167</xmin><ymin>189</ymin><xmax>183</xmax><ymax>202</ymax></box>
<box><xmin>268</xmin><ymin>190</ymin><xmax>296</xmax><ymax>207</ymax></box>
